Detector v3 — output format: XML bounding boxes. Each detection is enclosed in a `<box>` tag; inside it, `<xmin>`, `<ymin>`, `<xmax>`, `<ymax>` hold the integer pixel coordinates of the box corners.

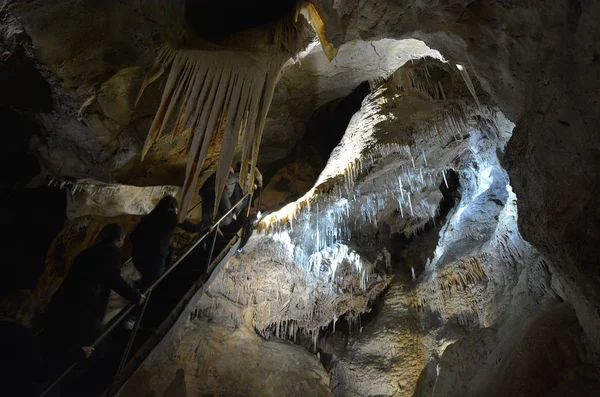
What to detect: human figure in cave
<box><xmin>198</xmin><ymin>168</ymin><xmax>240</xmax><ymax>228</ymax></box>
<box><xmin>41</xmin><ymin>224</ymin><xmax>143</xmax><ymax>369</ymax></box>
<box><xmin>130</xmin><ymin>195</ymin><xmax>206</xmax><ymax>293</ymax></box>
<box><xmin>231</xmin><ymin>162</ymin><xmax>263</xmax><ymax>217</ymax></box>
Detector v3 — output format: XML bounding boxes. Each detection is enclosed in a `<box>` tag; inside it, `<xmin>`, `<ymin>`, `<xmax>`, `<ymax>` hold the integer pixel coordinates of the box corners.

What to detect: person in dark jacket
<box><xmin>130</xmin><ymin>195</ymin><xmax>206</xmax><ymax>292</ymax></box>
<box><xmin>198</xmin><ymin>169</ymin><xmax>240</xmax><ymax>227</ymax></box>
<box><xmin>231</xmin><ymin>162</ymin><xmax>263</xmax><ymax>217</ymax></box>
<box><xmin>42</xmin><ymin>224</ymin><xmax>143</xmax><ymax>366</ymax></box>
<box><xmin>237</xmin><ymin>213</ymin><xmax>258</xmax><ymax>253</ymax></box>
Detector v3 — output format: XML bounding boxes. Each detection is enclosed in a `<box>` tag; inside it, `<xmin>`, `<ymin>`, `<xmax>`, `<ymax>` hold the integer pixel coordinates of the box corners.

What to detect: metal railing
<box><xmin>103</xmin><ymin>225</ymin><xmax>243</xmax><ymax>397</ymax></box>
<box><xmin>39</xmin><ymin>192</ymin><xmax>251</xmax><ymax>397</ymax></box>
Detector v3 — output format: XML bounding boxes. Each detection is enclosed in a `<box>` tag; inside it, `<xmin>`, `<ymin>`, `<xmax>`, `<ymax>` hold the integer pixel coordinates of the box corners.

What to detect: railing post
<box><xmin>116</xmin><ymin>288</ymin><xmax>153</xmax><ymax>376</ymax></box>
<box><xmin>246</xmin><ymin>190</ymin><xmax>254</xmax><ymax>218</ymax></box>
<box><xmin>207</xmin><ymin>227</ymin><xmax>219</xmax><ymax>269</ymax></box>
<box><xmin>256</xmin><ymin>187</ymin><xmax>262</xmax><ymax>213</ymax></box>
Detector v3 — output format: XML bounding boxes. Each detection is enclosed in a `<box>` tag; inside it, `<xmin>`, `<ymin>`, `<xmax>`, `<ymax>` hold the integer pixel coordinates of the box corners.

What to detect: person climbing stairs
<box><xmin>39</xmin><ymin>205</ymin><xmax>247</xmax><ymax>397</ymax></box>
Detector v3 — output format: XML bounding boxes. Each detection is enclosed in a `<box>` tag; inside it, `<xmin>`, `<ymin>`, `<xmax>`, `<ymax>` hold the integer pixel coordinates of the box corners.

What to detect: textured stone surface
<box><xmin>118</xmin><ymin>56</ymin><xmax>581</xmax><ymax>397</ymax></box>
<box><xmin>321</xmin><ymin>136</ymin><xmax>568</xmax><ymax>397</ymax></box>
<box><xmin>4</xmin><ymin>0</ymin><xmax>160</xmax><ymax>181</ymax></box>
<box><xmin>4</xmin><ymin>0</ymin><xmax>310</xmax><ymax>185</ymax></box>
<box><xmin>309</xmin><ymin>0</ymin><xmax>600</xmax><ymax>361</ymax></box>
<box><xmin>119</xmin><ymin>317</ymin><xmax>333</xmax><ymax>397</ymax></box>
<box><xmin>196</xmin><ymin>232</ymin><xmax>390</xmax><ymax>340</ymax></box>
<box><xmin>60</xmin><ymin>179</ymin><xmax>180</xmax><ymax>219</ymax></box>
<box><xmin>260</xmin><ymin>160</ymin><xmax>317</xmax><ymax>210</ymax></box>
<box><xmin>426</xmin><ymin>303</ymin><xmax>598</xmax><ymax>397</ymax></box>
<box><xmin>327</xmin><ymin>281</ymin><xmax>427</xmax><ymax>397</ymax></box>
<box><xmin>2</xmin><ymin>1</ymin><xmax>445</xmax><ymax>180</ymax></box>
<box><xmin>261</xmin><ymin>38</ymin><xmax>443</xmax><ymax>165</ymax></box>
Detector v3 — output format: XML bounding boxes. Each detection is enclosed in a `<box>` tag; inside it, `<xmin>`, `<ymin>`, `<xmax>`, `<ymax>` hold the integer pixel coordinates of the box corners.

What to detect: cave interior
<box><xmin>1</xmin><ymin>0</ymin><xmax>600</xmax><ymax>396</ymax></box>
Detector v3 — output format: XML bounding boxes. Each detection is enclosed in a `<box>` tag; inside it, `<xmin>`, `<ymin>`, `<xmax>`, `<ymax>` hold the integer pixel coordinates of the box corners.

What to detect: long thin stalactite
<box><xmin>136</xmin><ymin>46</ymin><xmax>288</xmax><ymax>220</ymax></box>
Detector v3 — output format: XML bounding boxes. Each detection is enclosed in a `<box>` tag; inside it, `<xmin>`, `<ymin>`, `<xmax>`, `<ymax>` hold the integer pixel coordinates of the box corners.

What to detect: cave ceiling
<box><xmin>2</xmin><ymin>1</ymin><xmax>441</xmax><ymax>187</ymax></box>
<box><xmin>2</xmin><ymin>0</ymin><xmax>600</xmax><ymax>396</ymax></box>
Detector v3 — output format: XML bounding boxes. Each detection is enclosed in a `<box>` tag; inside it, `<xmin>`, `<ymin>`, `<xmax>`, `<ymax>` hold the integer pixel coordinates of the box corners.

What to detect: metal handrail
<box><xmin>39</xmin><ymin>193</ymin><xmax>250</xmax><ymax>397</ymax></box>
<box><xmin>103</xmin><ymin>230</ymin><xmax>242</xmax><ymax>397</ymax></box>
<box><xmin>115</xmin><ymin>288</ymin><xmax>152</xmax><ymax>376</ymax></box>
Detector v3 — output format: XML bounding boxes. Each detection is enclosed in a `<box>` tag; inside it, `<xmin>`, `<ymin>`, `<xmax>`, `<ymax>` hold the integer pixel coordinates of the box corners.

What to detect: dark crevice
<box><xmin>389</xmin><ymin>169</ymin><xmax>461</xmax><ymax>279</ymax></box>
<box><xmin>0</xmin><ymin>187</ymin><xmax>67</xmax><ymax>292</ymax></box>
<box><xmin>184</xmin><ymin>0</ymin><xmax>300</xmax><ymax>42</ymax></box>
<box><xmin>302</xmin><ymin>81</ymin><xmax>372</xmax><ymax>161</ymax></box>
<box><xmin>0</xmin><ymin>110</ymin><xmax>43</xmax><ymax>189</ymax></box>
<box><xmin>0</xmin><ymin>47</ymin><xmax>53</xmax><ymax>113</ymax></box>
<box><xmin>0</xmin><ymin>46</ymin><xmax>63</xmax><ymax>300</ymax></box>
<box><xmin>261</xmin><ymin>81</ymin><xmax>371</xmax><ymax>209</ymax></box>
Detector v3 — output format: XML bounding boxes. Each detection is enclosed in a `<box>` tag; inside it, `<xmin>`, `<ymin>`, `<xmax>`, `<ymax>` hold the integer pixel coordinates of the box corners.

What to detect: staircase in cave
<box><xmin>50</xmin><ymin>218</ymin><xmax>246</xmax><ymax>397</ymax></box>
<box><xmin>141</xmin><ymin>218</ymin><xmax>245</xmax><ymax>329</ymax></box>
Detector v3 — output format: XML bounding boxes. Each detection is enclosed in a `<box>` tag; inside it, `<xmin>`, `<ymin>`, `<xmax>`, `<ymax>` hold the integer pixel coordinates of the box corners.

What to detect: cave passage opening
<box><xmin>390</xmin><ymin>169</ymin><xmax>461</xmax><ymax>280</ymax></box>
<box><xmin>261</xmin><ymin>81</ymin><xmax>371</xmax><ymax>209</ymax></box>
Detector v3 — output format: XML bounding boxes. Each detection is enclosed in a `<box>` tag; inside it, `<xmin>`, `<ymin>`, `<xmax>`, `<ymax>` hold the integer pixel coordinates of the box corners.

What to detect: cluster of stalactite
<box><xmin>410</xmin><ymin>254</ymin><xmax>488</xmax><ymax>310</ymax></box>
<box><xmin>136</xmin><ymin>46</ymin><xmax>290</xmax><ymax>220</ymax></box>
<box><xmin>257</xmin><ymin>99</ymin><xmax>498</xmax><ymax>237</ymax></box>
<box><xmin>132</xmin><ymin>1</ymin><xmax>342</xmax><ymax>221</ymax></box>
<box><xmin>189</xmin><ymin>240</ymin><xmax>390</xmax><ymax>351</ymax></box>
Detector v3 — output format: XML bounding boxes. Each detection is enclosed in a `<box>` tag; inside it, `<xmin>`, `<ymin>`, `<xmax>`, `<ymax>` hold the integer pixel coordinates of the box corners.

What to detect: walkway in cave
<box><xmin>46</xmin><ymin>218</ymin><xmax>245</xmax><ymax>397</ymax></box>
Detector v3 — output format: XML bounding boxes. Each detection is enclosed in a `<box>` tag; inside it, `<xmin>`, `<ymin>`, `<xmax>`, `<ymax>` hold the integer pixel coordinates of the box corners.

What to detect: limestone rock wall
<box><xmin>261</xmin><ymin>38</ymin><xmax>444</xmax><ymax>165</ymax></box>
<box><xmin>322</xmin><ymin>153</ymin><xmax>570</xmax><ymax>396</ymax></box>
<box><xmin>119</xmin><ymin>322</ymin><xmax>333</xmax><ymax>397</ymax></box>
<box><xmin>2</xmin><ymin>0</ymin><xmax>600</xmax><ymax>394</ymax></box>
<box><xmin>195</xmin><ymin>233</ymin><xmax>390</xmax><ymax>342</ymax></box>
<box><xmin>114</xmin><ymin>54</ymin><xmax>581</xmax><ymax>397</ymax></box>
<box><xmin>310</xmin><ymin>0</ymin><xmax>600</xmax><ymax>361</ymax></box>
<box><xmin>427</xmin><ymin>303</ymin><xmax>596</xmax><ymax>397</ymax></box>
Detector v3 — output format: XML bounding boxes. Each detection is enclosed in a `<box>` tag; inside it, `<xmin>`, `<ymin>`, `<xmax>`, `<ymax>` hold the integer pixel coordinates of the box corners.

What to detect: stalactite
<box><xmin>257</xmin><ymin>94</ymin><xmax>488</xmax><ymax>236</ymax></box>
<box><xmin>136</xmin><ymin>46</ymin><xmax>290</xmax><ymax>220</ymax></box>
<box><xmin>298</xmin><ymin>2</ymin><xmax>338</xmax><ymax>61</ymax></box>
<box><xmin>456</xmin><ymin>64</ymin><xmax>481</xmax><ymax>109</ymax></box>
